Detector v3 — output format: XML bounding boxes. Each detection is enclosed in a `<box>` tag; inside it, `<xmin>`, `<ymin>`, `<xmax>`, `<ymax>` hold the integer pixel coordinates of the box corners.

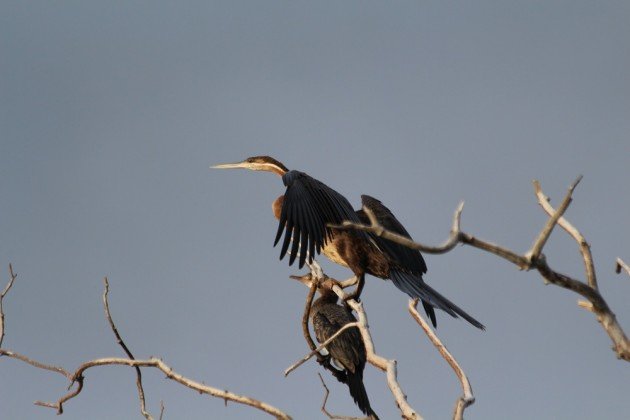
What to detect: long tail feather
<box><xmin>347</xmin><ymin>371</ymin><xmax>379</xmax><ymax>419</ymax></box>
<box><xmin>390</xmin><ymin>270</ymin><xmax>485</xmax><ymax>330</ymax></box>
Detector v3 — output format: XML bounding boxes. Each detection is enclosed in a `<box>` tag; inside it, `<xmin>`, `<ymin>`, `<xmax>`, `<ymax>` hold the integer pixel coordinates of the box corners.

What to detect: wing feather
<box><xmin>359</xmin><ymin>194</ymin><xmax>427</xmax><ymax>275</ymax></box>
<box><xmin>276</xmin><ymin>170</ymin><xmax>360</xmax><ymax>268</ymax></box>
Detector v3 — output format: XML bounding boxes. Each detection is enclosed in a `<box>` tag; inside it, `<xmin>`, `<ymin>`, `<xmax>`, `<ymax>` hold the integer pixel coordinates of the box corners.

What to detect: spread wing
<box><xmin>358</xmin><ymin>194</ymin><xmax>427</xmax><ymax>275</ymax></box>
<box><xmin>274</xmin><ymin>170</ymin><xmax>360</xmax><ymax>268</ymax></box>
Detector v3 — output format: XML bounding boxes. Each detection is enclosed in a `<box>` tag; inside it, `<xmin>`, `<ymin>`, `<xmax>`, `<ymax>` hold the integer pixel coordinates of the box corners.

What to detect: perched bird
<box><xmin>212</xmin><ymin>156</ymin><xmax>484</xmax><ymax>329</ymax></box>
<box><xmin>294</xmin><ymin>274</ymin><xmax>378</xmax><ymax>419</ymax></box>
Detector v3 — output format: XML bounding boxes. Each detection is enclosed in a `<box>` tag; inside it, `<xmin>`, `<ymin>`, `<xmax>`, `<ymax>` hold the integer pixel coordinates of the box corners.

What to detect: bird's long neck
<box><xmin>262</xmin><ymin>159</ymin><xmax>289</xmax><ymax>177</ymax></box>
<box><xmin>313</xmin><ymin>288</ymin><xmax>339</xmax><ymax>307</ymax></box>
<box><xmin>268</xmin><ymin>165</ymin><xmax>288</xmax><ymax>177</ymax></box>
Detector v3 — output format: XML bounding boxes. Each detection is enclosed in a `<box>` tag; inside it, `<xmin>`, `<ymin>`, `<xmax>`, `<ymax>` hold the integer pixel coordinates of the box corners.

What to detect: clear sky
<box><xmin>1</xmin><ymin>2</ymin><xmax>629</xmax><ymax>419</ymax></box>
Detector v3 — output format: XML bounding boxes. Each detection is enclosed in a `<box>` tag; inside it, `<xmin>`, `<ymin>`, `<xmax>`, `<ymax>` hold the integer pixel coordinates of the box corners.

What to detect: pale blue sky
<box><xmin>1</xmin><ymin>2</ymin><xmax>629</xmax><ymax>419</ymax></box>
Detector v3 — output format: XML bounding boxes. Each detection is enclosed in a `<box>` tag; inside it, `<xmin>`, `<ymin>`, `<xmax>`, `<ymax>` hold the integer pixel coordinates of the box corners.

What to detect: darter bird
<box><xmin>293</xmin><ymin>274</ymin><xmax>378</xmax><ymax>419</ymax></box>
<box><xmin>212</xmin><ymin>156</ymin><xmax>484</xmax><ymax>329</ymax></box>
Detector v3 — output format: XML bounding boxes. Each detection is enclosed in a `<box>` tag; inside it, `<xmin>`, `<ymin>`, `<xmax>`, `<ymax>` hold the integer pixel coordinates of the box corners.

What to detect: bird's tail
<box><xmin>390</xmin><ymin>270</ymin><xmax>485</xmax><ymax>330</ymax></box>
<box><xmin>347</xmin><ymin>370</ymin><xmax>379</xmax><ymax>420</ymax></box>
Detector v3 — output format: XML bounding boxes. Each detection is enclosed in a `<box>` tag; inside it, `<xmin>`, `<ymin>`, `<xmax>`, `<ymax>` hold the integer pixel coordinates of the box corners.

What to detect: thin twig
<box><xmin>285</xmin><ymin>322</ymin><xmax>360</xmax><ymax>376</ymax></box>
<box><xmin>527</xmin><ymin>176</ymin><xmax>582</xmax><ymax>264</ymax></box>
<box><xmin>616</xmin><ymin>258</ymin><xmax>630</xmax><ymax>277</ymax></box>
<box><xmin>293</xmin><ymin>273</ymin><xmax>348</xmax><ymax>383</ymax></box>
<box><xmin>317</xmin><ymin>373</ymin><xmax>369</xmax><ymax>420</ymax></box>
<box><xmin>344</xmin><ymin>296</ymin><xmax>419</xmax><ymax>419</ymax></box>
<box><xmin>0</xmin><ymin>264</ymin><xmax>18</xmax><ymax>348</ymax></box>
<box><xmin>0</xmin><ymin>349</ymin><xmax>71</xmax><ymax>378</ymax></box>
<box><xmin>34</xmin><ymin>375</ymin><xmax>84</xmax><ymax>414</ymax></box>
<box><xmin>102</xmin><ymin>277</ymin><xmax>153</xmax><ymax>419</ymax></box>
<box><xmin>408</xmin><ymin>299</ymin><xmax>474</xmax><ymax>420</ymax></box>
<box><xmin>301</xmin><ymin>279</ymin><xmax>319</xmax><ymax>354</ymax></box>
<box><xmin>534</xmin><ymin>178</ymin><xmax>597</xmax><ymax>289</ymax></box>
<box><xmin>158</xmin><ymin>401</ymin><xmax>165</xmax><ymax>420</ymax></box>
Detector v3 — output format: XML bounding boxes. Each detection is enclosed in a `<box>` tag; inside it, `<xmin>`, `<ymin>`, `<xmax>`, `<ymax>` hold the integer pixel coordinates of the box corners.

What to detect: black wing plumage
<box><xmin>274</xmin><ymin>170</ymin><xmax>360</xmax><ymax>268</ymax></box>
<box><xmin>312</xmin><ymin>304</ymin><xmax>364</xmax><ymax>373</ymax></box>
<box><xmin>390</xmin><ymin>270</ymin><xmax>485</xmax><ymax>329</ymax></box>
<box><xmin>358</xmin><ymin>194</ymin><xmax>427</xmax><ymax>274</ymax></box>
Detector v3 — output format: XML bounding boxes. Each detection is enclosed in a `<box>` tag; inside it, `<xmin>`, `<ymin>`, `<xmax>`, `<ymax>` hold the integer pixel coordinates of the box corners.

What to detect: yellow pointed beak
<box><xmin>210</xmin><ymin>161</ymin><xmax>249</xmax><ymax>170</ymax></box>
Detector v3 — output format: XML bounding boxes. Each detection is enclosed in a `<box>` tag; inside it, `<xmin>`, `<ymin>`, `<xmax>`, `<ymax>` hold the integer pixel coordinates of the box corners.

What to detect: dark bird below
<box><xmin>212</xmin><ymin>156</ymin><xmax>484</xmax><ymax>330</ymax></box>
<box><xmin>294</xmin><ymin>274</ymin><xmax>378</xmax><ymax>419</ymax></box>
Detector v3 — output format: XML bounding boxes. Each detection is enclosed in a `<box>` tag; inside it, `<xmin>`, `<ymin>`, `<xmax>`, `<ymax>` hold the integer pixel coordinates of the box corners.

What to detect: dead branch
<box><xmin>317</xmin><ymin>373</ymin><xmax>370</xmax><ymax>420</ymax></box>
<box><xmin>408</xmin><ymin>300</ymin><xmax>474</xmax><ymax>420</ymax></box>
<box><xmin>102</xmin><ymin>277</ymin><xmax>152</xmax><ymax>419</ymax></box>
<box><xmin>534</xmin><ymin>179</ymin><xmax>597</xmax><ymax>289</ymax></box>
<box><xmin>285</xmin><ymin>321</ymin><xmax>360</xmax><ymax>377</ymax></box>
<box><xmin>0</xmin><ymin>268</ymin><xmax>292</xmax><ymax>420</ymax></box>
<box><xmin>0</xmin><ymin>348</ymin><xmax>71</xmax><ymax>379</ymax></box>
<box><xmin>292</xmin><ymin>274</ymin><xmax>348</xmax><ymax>384</ymax></box>
<box><xmin>332</xmin><ymin>177</ymin><xmax>630</xmax><ymax>361</ymax></box>
<box><xmin>526</xmin><ymin>175</ymin><xmax>582</xmax><ymax>264</ymax></box>
<box><xmin>616</xmin><ymin>258</ymin><xmax>630</xmax><ymax>277</ymax></box>
<box><xmin>0</xmin><ymin>264</ymin><xmax>18</xmax><ymax>348</ymax></box>
<box><xmin>331</xmin><ymin>202</ymin><xmax>465</xmax><ymax>255</ymax></box>
<box><xmin>32</xmin><ymin>356</ymin><xmax>291</xmax><ymax>419</ymax></box>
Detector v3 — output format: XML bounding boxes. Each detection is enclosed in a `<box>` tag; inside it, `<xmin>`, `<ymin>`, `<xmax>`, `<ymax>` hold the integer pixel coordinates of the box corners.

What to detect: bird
<box><xmin>212</xmin><ymin>155</ymin><xmax>484</xmax><ymax>329</ymax></box>
<box><xmin>293</xmin><ymin>274</ymin><xmax>378</xmax><ymax>419</ymax></box>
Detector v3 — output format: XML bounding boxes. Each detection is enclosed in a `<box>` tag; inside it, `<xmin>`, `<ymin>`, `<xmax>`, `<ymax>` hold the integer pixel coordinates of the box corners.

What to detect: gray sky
<box><xmin>1</xmin><ymin>2</ymin><xmax>629</xmax><ymax>419</ymax></box>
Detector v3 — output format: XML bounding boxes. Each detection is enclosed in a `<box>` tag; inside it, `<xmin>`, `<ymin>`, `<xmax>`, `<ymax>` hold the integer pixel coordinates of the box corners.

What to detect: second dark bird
<box><xmin>294</xmin><ymin>274</ymin><xmax>378</xmax><ymax>419</ymax></box>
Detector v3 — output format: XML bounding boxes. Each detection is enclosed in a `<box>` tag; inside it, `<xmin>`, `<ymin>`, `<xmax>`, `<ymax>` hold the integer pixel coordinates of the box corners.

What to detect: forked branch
<box><xmin>103</xmin><ymin>277</ymin><xmax>152</xmax><ymax>419</ymax></box>
<box><xmin>0</xmin><ymin>267</ymin><xmax>292</xmax><ymax>419</ymax></box>
<box><xmin>317</xmin><ymin>373</ymin><xmax>371</xmax><ymax>420</ymax></box>
<box><xmin>333</xmin><ymin>177</ymin><xmax>630</xmax><ymax>361</ymax></box>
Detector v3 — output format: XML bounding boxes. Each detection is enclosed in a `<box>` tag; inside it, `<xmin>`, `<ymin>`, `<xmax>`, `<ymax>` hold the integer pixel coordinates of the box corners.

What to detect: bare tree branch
<box><xmin>1</xmin><ymin>265</ymin><xmax>73</xmax><ymax>380</ymax></box>
<box><xmin>285</xmin><ymin>321</ymin><xmax>360</xmax><ymax>377</ymax></box>
<box><xmin>534</xmin><ymin>179</ymin><xmax>597</xmax><ymax>289</ymax></box>
<box><xmin>344</xmin><ymin>294</ymin><xmax>418</xmax><ymax>419</ymax></box>
<box><xmin>616</xmin><ymin>258</ymin><xmax>630</xmax><ymax>277</ymax></box>
<box><xmin>292</xmin><ymin>274</ymin><xmax>348</xmax><ymax>384</ymax></box>
<box><xmin>31</xmin><ymin>356</ymin><xmax>292</xmax><ymax>419</ymax></box>
<box><xmin>102</xmin><ymin>277</ymin><xmax>153</xmax><ymax>419</ymax></box>
<box><xmin>526</xmin><ymin>175</ymin><xmax>582</xmax><ymax>264</ymax></box>
<box><xmin>0</xmin><ymin>348</ymin><xmax>71</xmax><ymax>379</ymax></box>
<box><xmin>34</xmin><ymin>376</ymin><xmax>84</xmax><ymax>414</ymax></box>
<box><xmin>0</xmin><ymin>268</ymin><xmax>292</xmax><ymax>419</ymax></box>
<box><xmin>158</xmin><ymin>401</ymin><xmax>165</xmax><ymax>420</ymax></box>
<box><xmin>0</xmin><ymin>264</ymin><xmax>18</xmax><ymax>348</ymax></box>
<box><xmin>317</xmin><ymin>373</ymin><xmax>370</xmax><ymax>420</ymax></box>
<box><xmin>408</xmin><ymin>300</ymin><xmax>474</xmax><ymax>420</ymax></box>
<box><xmin>333</xmin><ymin>177</ymin><xmax>630</xmax><ymax>361</ymax></box>
<box><xmin>330</xmin><ymin>201</ymin><xmax>465</xmax><ymax>255</ymax></box>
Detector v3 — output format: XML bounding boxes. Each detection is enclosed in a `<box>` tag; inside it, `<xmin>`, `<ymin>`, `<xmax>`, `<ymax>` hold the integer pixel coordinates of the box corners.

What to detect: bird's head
<box><xmin>211</xmin><ymin>156</ymin><xmax>289</xmax><ymax>176</ymax></box>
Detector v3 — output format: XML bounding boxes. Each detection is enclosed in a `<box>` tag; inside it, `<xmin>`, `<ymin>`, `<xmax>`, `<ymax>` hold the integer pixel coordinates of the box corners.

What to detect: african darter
<box><xmin>212</xmin><ymin>156</ymin><xmax>484</xmax><ymax>329</ymax></box>
<box><xmin>294</xmin><ymin>274</ymin><xmax>378</xmax><ymax>419</ymax></box>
